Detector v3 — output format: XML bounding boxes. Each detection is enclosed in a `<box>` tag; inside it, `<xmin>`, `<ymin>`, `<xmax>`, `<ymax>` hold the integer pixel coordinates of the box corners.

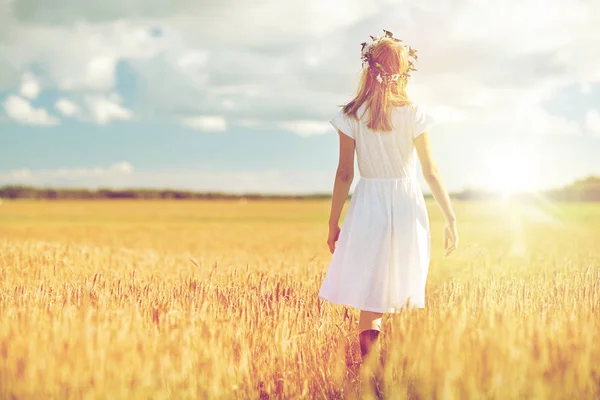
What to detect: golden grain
<box><xmin>0</xmin><ymin>199</ymin><xmax>598</xmax><ymax>399</ymax></box>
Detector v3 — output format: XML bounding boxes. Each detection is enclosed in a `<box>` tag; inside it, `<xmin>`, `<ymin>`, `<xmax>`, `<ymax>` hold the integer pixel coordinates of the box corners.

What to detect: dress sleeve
<box><xmin>413</xmin><ymin>104</ymin><xmax>435</xmax><ymax>139</ymax></box>
<box><xmin>329</xmin><ymin>109</ymin><xmax>354</xmax><ymax>139</ymax></box>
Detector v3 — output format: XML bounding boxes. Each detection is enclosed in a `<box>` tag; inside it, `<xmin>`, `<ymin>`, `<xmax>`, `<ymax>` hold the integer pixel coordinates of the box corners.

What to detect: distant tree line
<box><xmin>1</xmin><ymin>175</ymin><xmax>599</xmax><ymax>201</ymax></box>
<box><xmin>0</xmin><ymin>186</ymin><xmax>331</xmax><ymax>201</ymax></box>
<box><xmin>453</xmin><ymin>176</ymin><xmax>600</xmax><ymax>202</ymax></box>
<box><xmin>543</xmin><ymin>176</ymin><xmax>600</xmax><ymax>201</ymax></box>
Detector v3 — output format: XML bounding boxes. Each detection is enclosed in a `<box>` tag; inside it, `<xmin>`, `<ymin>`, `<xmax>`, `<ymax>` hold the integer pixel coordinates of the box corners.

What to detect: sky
<box><xmin>0</xmin><ymin>0</ymin><xmax>599</xmax><ymax>194</ymax></box>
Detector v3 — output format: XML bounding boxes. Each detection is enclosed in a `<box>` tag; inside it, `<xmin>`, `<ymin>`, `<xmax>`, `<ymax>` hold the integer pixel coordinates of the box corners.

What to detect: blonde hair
<box><xmin>342</xmin><ymin>39</ymin><xmax>413</xmax><ymax>132</ymax></box>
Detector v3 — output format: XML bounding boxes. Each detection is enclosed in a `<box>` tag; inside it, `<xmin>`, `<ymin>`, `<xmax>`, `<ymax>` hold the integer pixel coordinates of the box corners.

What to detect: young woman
<box><xmin>318</xmin><ymin>30</ymin><xmax>458</xmax><ymax>361</ymax></box>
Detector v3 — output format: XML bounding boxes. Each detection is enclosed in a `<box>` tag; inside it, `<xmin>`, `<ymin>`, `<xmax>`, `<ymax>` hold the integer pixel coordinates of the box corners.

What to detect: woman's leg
<box><xmin>358</xmin><ymin>310</ymin><xmax>383</xmax><ymax>359</ymax></box>
<box><xmin>358</xmin><ymin>310</ymin><xmax>383</xmax><ymax>333</ymax></box>
<box><xmin>358</xmin><ymin>311</ymin><xmax>385</xmax><ymax>397</ymax></box>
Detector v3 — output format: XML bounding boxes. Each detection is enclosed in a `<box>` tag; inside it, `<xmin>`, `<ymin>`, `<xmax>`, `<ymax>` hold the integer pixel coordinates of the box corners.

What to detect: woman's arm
<box><xmin>327</xmin><ymin>130</ymin><xmax>355</xmax><ymax>253</ymax></box>
<box><xmin>414</xmin><ymin>131</ymin><xmax>458</xmax><ymax>255</ymax></box>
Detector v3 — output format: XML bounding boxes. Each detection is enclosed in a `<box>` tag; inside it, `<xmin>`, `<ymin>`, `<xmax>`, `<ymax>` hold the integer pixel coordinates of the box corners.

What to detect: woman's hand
<box><xmin>444</xmin><ymin>220</ymin><xmax>458</xmax><ymax>256</ymax></box>
<box><xmin>327</xmin><ymin>224</ymin><xmax>341</xmax><ymax>254</ymax></box>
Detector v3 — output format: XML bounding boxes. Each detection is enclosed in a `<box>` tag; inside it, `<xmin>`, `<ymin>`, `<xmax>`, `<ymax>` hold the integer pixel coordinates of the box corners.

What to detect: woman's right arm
<box><xmin>415</xmin><ymin>131</ymin><xmax>458</xmax><ymax>255</ymax></box>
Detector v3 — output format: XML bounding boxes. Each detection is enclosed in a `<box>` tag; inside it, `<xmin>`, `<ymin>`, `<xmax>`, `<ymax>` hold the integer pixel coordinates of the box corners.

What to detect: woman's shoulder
<box><xmin>338</xmin><ymin>101</ymin><xmax>428</xmax><ymax>121</ymax></box>
<box><xmin>410</xmin><ymin>102</ymin><xmax>433</xmax><ymax>119</ymax></box>
<box><xmin>394</xmin><ymin>102</ymin><xmax>433</xmax><ymax>121</ymax></box>
<box><xmin>395</xmin><ymin>101</ymin><xmax>420</xmax><ymax>112</ymax></box>
<box><xmin>337</xmin><ymin>103</ymin><xmax>366</xmax><ymax>121</ymax></box>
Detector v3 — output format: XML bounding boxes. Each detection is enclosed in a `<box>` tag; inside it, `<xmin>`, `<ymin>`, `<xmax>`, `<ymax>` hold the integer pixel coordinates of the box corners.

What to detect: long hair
<box><xmin>342</xmin><ymin>39</ymin><xmax>413</xmax><ymax>132</ymax></box>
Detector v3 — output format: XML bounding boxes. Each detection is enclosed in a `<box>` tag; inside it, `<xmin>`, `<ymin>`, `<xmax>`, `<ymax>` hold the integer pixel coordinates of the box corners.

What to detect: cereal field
<box><xmin>0</xmin><ymin>199</ymin><xmax>599</xmax><ymax>399</ymax></box>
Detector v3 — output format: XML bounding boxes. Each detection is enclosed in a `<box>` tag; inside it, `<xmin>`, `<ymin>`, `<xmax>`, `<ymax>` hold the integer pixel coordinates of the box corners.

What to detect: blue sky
<box><xmin>1</xmin><ymin>0</ymin><xmax>599</xmax><ymax>194</ymax></box>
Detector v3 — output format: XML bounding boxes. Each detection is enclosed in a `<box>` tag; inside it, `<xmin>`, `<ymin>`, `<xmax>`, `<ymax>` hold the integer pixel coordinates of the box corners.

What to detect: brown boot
<box><xmin>359</xmin><ymin>329</ymin><xmax>384</xmax><ymax>398</ymax></box>
<box><xmin>359</xmin><ymin>329</ymin><xmax>380</xmax><ymax>360</ymax></box>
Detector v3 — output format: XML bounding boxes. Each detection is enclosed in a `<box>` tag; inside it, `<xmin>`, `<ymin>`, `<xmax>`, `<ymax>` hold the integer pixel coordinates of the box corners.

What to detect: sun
<box><xmin>482</xmin><ymin>150</ymin><xmax>537</xmax><ymax>195</ymax></box>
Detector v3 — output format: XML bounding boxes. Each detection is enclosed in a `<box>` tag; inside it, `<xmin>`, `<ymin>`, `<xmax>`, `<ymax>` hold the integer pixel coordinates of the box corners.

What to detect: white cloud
<box><xmin>58</xmin><ymin>161</ymin><xmax>134</xmax><ymax>177</ymax></box>
<box><xmin>2</xmin><ymin>19</ymin><xmax>173</xmax><ymax>92</ymax></box>
<box><xmin>235</xmin><ymin>118</ymin><xmax>264</xmax><ymax>129</ymax></box>
<box><xmin>85</xmin><ymin>94</ymin><xmax>132</xmax><ymax>125</ymax></box>
<box><xmin>3</xmin><ymin>95</ymin><xmax>59</xmax><ymax>126</ymax></box>
<box><xmin>211</xmin><ymin>85</ymin><xmax>263</xmax><ymax>97</ymax></box>
<box><xmin>3</xmin><ymin>162</ymin><xmax>135</xmax><ymax>182</ymax></box>
<box><xmin>0</xmin><ymin>0</ymin><xmax>598</xmax><ymax>140</ymax></box>
<box><xmin>19</xmin><ymin>72</ymin><xmax>40</xmax><ymax>99</ymax></box>
<box><xmin>55</xmin><ymin>167</ymin><xmax>105</xmax><ymax>178</ymax></box>
<box><xmin>110</xmin><ymin>161</ymin><xmax>134</xmax><ymax>174</ymax></box>
<box><xmin>55</xmin><ymin>98</ymin><xmax>80</xmax><ymax>117</ymax></box>
<box><xmin>529</xmin><ymin>108</ymin><xmax>582</xmax><ymax>136</ymax></box>
<box><xmin>181</xmin><ymin>115</ymin><xmax>227</xmax><ymax>132</ymax></box>
<box><xmin>585</xmin><ymin>109</ymin><xmax>600</xmax><ymax>135</ymax></box>
<box><xmin>581</xmin><ymin>83</ymin><xmax>592</xmax><ymax>94</ymax></box>
<box><xmin>428</xmin><ymin>105</ymin><xmax>470</xmax><ymax>124</ymax></box>
<box><xmin>176</xmin><ymin>50</ymin><xmax>208</xmax><ymax>70</ymax></box>
<box><xmin>10</xmin><ymin>169</ymin><xmax>32</xmax><ymax>179</ymax></box>
<box><xmin>82</xmin><ymin>56</ymin><xmax>117</xmax><ymax>91</ymax></box>
<box><xmin>278</xmin><ymin>120</ymin><xmax>332</xmax><ymax>136</ymax></box>
<box><xmin>221</xmin><ymin>99</ymin><xmax>236</xmax><ymax>110</ymax></box>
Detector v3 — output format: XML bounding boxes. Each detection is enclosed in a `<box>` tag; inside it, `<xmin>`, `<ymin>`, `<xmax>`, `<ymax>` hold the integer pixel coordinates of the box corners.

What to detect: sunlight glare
<box><xmin>483</xmin><ymin>150</ymin><xmax>537</xmax><ymax>196</ymax></box>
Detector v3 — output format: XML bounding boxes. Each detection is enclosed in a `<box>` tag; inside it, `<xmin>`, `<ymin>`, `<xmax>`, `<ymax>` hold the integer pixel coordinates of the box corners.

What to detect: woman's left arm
<box><xmin>327</xmin><ymin>130</ymin><xmax>355</xmax><ymax>253</ymax></box>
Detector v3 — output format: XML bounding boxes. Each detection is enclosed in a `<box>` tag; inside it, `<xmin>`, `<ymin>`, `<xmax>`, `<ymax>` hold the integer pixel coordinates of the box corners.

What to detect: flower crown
<box><xmin>360</xmin><ymin>29</ymin><xmax>418</xmax><ymax>85</ymax></box>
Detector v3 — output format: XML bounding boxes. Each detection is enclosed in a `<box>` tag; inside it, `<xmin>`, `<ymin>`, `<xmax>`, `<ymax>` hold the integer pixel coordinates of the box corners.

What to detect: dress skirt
<box><xmin>318</xmin><ymin>176</ymin><xmax>430</xmax><ymax>313</ymax></box>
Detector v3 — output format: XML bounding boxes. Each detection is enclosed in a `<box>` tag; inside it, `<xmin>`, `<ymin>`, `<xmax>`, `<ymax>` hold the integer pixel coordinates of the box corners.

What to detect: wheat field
<box><xmin>0</xmin><ymin>199</ymin><xmax>598</xmax><ymax>399</ymax></box>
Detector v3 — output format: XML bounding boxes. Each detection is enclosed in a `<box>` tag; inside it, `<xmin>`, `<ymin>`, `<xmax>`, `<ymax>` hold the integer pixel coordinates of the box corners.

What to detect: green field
<box><xmin>0</xmin><ymin>199</ymin><xmax>599</xmax><ymax>399</ymax></box>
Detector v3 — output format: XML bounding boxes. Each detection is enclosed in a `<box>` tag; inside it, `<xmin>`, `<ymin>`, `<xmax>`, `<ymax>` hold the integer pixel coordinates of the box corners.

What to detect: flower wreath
<box><xmin>360</xmin><ymin>29</ymin><xmax>418</xmax><ymax>85</ymax></box>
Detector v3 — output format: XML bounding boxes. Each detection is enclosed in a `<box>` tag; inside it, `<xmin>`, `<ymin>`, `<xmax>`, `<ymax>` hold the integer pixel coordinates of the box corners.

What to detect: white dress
<box><xmin>318</xmin><ymin>102</ymin><xmax>435</xmax><ymax>313</ymax></box>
